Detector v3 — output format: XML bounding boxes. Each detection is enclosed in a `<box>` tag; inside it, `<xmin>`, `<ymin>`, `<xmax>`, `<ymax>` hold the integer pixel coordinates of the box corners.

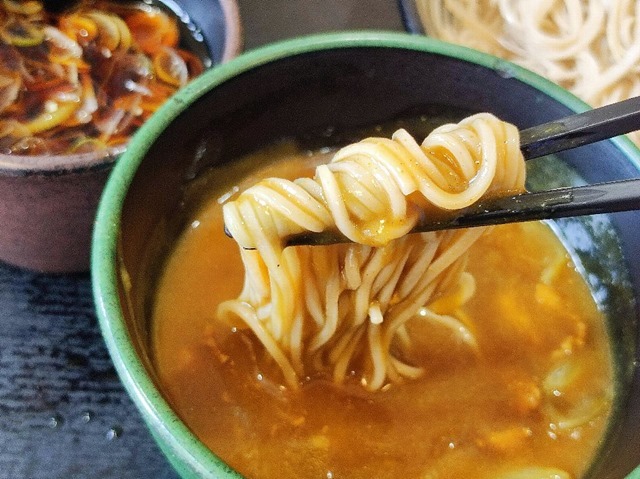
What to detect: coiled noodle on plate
<box><xmin>221</xmin><ymin>113</ymin><xmax>526</xmax><ymax>390</ymax></box>
<box><xmin>416</xmin><ymin>0</ymin><xmax>640</xmax><ymax>143</ymax></box>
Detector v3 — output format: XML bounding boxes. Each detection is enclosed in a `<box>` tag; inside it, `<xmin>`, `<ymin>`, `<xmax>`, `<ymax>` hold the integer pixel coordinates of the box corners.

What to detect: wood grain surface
<box><xmin>0</xmin><ymin>264</ymin><xmax>178</xmax><ymax>478</ymax></box>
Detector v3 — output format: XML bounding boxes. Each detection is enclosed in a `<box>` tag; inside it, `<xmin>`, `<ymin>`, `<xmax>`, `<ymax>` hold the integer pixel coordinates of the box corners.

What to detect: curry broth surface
<box><xmin>152</xmin><ymin>148</ymin><xmax>613</xmax><ymax>479</ymax></box>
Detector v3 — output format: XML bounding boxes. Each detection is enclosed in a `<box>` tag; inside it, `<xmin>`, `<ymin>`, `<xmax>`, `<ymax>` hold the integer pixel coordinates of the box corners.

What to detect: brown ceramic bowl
<box><xmin>0</xmin><ymin>0</ymin><xmax>242</xmax><ymax>273</ymax></box>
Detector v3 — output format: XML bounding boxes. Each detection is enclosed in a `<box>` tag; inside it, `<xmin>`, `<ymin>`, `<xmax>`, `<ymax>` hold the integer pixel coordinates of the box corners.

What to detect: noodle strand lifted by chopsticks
<box><xmin>220</xmin><ymin>113</ymin><xmax>525</xmax><ymax>391</ymax></box>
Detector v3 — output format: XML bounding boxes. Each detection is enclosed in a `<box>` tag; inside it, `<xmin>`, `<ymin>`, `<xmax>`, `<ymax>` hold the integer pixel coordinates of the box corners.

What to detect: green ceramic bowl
<box><xmin>92</xmin><ymin>32</ymin><xmax>640</xmax><ymax>478</ymax></box>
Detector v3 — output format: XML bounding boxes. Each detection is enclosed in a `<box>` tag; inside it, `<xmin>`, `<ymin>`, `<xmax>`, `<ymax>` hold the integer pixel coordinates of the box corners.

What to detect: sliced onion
<box><xmin>43</xmin><ymin>26</ymin><xmax>83</xmax><ymax>62</ymax></box>
<box><xmin>94</xmin><ymin>95</ymin><xmax>141</xmax><ymax>140</ymax></box>
<box><xmin>85</xmin><ymin>12</ymin><xmax>121</xmax><ymax>52</ymax></box>
<box><xmin>58</xmin><ymin>13</ymin><xmax>99</xmax><ymax>44</ymax></box>
<box><xmin>542</xmin><ymin>359</ymin><xmax>583</xmax><ymax>397</ymax></box>
<box><xmin>544</xmin><ymin>394</ymin><xmax>609</xmax><ymax>430</ymax></box>
<box><xmin>73</xmin><ymin>73</ymin><xmax>98</xmax><ymax>124</ymax></box>
<box><xmin>22</xmin><ymin>58</ymin><xmax>67</xmax><ymax>91</ymax></box>
<box><xmin>101</xmin><ymin>51</ymin><xmax>153</xmax><ymax>98</ymax></box>
<box><xmin>111</xmin><ymin>14</ymin><xmax>132</xmax><ymax>51</ymax></box>
<box><xmin>24</xmin><ymin>100</ymin><xmax>79</xmax><ymax>134</ymax></box>
<box><xmin>125</xmin><ymin>8</ymin><xmax>178</xmax><ymax>55</ymax></box>
<box><xmin>68</xmin><ymin>136</ymin><xmax>107</xmax><ymax>154</ymax></box>
<box><xmin>542</xmin><ymin>358</ymin><xmax>611</xmax><ymax>430</ymax></box>
<box><xmin>153</xmin><ymin>46</ymin><xmax>188</xmax><ymax>87</ymax></box>
<box><xmin>93</xmin><ymin>107</ymin><xmax>124</xmax><ymax>138</ymax></box>
<box><xmin>51</xmin><ymin>85</ymin><xmax>81</xmax><ymax>104</ymax></box>
<box><xmin>1</xmin><ymin>17</ymin><xmax>45</xmax><ymax>47</ymax></box>
<box><xmin>9</xmin><ymin>135</ymin><xmax>51</xmax><ymax>155</ymax></box>
<box><xmin>0</xmin><ymin>1</ymin><xmax>199</xmax><ymax>155</ymax></box>
<box><xmin>0</xmin><ymin>119</ymin><xmax>30</xmax><ymax>139</ymax></box>
<box><xmin>2</xmin><ymin>0</ymin><xmax>42</xmax><ymax>16</ymax></box>
<box><xmin>178</xmin><ymin>49</ymin><xmax>205</xmax><ymax>78</ymax></box>
<box><xmin>0</xmin><ymin>71</ymin><xmax>20</xmax><ymax>113</ymax></box>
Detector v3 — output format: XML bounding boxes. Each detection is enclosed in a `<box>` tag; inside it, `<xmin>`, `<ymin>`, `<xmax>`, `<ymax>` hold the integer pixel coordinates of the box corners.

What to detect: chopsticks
<box><xmin>519</xmin><ymin>96</ymin><xmax>640</xmax><ymax>159</ymax></box>
<box><xmin>284</xmin><ymin>97</ymin><xmax>640</xmax><ymax>246</ymax></box>
<box><xmin>285</xmin><ymin>178</ymin><xmax>640</xmax><ymax>247</ymax></box>
<box><xmin>224</xmin><ymin>97</ymin><xmax>640</xmax><ymax>247</ymax></box>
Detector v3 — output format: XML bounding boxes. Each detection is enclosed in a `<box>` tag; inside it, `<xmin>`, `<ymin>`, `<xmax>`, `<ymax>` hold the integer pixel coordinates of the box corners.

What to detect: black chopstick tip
<box><xmin>224</xmin><ymin>224</ymin><xmax>258</xmax><ymax>250</ymax></box>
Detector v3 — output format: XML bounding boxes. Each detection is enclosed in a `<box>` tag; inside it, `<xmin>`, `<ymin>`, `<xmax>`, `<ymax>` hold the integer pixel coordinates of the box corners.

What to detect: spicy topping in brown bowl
<box><xmin>0</xmin><ymin>0</ymin><xmax>205</xmax><ymax>156</ymax></box>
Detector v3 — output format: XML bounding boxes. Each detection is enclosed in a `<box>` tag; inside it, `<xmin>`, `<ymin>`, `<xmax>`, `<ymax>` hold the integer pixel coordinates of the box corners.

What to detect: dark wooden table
<box><xmin>0</xmin><ymin>1</ymin><xmax>404</xmax><ymax>478</ymax></box>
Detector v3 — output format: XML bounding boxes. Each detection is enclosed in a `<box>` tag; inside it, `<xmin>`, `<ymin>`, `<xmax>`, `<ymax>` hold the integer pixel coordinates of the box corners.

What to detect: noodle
<box><xmin>220</xmin><ymin>113</ymin><xmax>525</xmax><ymax>390</ymax></box>
<box><xmin>416</xmin><ymin>0</ymin><xmax>640</xmax><ymax>144</ymax></box>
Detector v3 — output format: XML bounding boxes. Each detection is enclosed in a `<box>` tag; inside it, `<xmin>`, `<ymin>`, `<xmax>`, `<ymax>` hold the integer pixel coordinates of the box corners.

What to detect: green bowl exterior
<box><xmin>91</xmin><ymin>31</ymin><xmax>640</xmax><ymax>478</ymax></box>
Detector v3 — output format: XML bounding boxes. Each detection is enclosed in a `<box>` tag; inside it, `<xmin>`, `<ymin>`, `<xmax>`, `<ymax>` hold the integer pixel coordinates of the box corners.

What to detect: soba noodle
<box><xmin>416</xmin><ymin>0</ymin><xmax>640</xmax><ymax>143</ymax></box>
<box><xmin>220</xmin><ymin>113</ymin><xmax>525</xmax><ymax>390</ymax></box>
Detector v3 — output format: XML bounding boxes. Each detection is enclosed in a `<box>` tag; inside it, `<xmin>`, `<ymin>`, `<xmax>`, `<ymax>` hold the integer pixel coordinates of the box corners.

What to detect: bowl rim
<box><xmin>218</xmin><ymin>0</ymin><xmax>243</xmax><ymax>64</ymax></box>
<box><xmin>91</xmin><ymin>31</ymin><xmax>640</xmax><ymax>478</ymax></box>
<box><xmin>0</xmin><ymin>0</ymin><xmax>243</xmax><ymax>178</ymax></box>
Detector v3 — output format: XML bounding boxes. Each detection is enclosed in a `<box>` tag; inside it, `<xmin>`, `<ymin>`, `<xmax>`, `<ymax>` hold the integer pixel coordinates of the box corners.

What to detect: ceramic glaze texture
<box><xmin>0</xmin><ymin>163</ymin><xmax>112</xmax><ymax>272</ymax></box>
